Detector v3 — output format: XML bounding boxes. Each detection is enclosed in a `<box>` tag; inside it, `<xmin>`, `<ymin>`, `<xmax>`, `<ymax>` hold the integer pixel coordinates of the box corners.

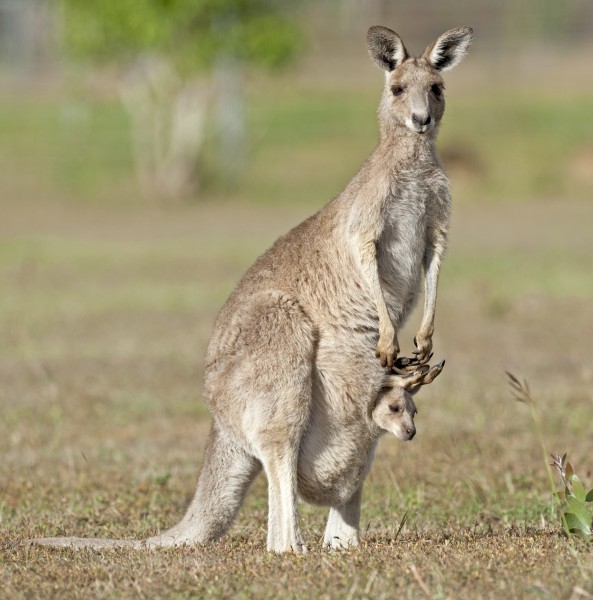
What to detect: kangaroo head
<box><xmin>371</xmin><ymin>357</ymin><xmax>445</xmax><ymax>441</ymax></box>
<box><xmin>372</xmin><ymin>385</ymin><xmax>417</xmax><ymax>441</ymax></box>
<box><xmin>367</xmin><ymin>26</ymin><xmax>473</xmax><ymax>136</ymax></box>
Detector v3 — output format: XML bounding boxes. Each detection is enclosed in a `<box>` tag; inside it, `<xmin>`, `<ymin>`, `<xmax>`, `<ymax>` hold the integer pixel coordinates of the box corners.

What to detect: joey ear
<box><xmin>423</xmin><ymin>27</ymin><xmax>473</xmax><ymax>72</ymax></box>
<box><xmin>367</xmin><ymin>26</ymin><xmax>408</xmax><ymax>72</ymax></box>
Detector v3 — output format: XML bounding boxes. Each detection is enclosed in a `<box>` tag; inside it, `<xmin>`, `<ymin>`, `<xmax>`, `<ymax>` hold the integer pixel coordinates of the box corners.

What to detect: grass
<box><xmin>1</xmin><ymin>196</ymin><xmax>593</xmax><ymax>597</ymax></box>
<box><xmin>2</xmin><ymin>531</ymin><xmax>587</xmax><ymax>598</ymax></box>
<box><xmin>1</xmin><ymin>63</ymin><xmax>593</xmax><ymax>597</ymax></box>
<box><xmin>246</xmin><ymin>83</ymin><xmax>593</xmax><ymax>206</ymax></box>
<box><xmin>1</xmin><ymin>75</ymin><xmax>592</xmax><ymax>207</ymax></box>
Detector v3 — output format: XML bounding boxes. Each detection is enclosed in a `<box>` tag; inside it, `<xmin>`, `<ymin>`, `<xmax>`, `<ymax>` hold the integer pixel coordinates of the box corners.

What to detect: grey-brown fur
<box><xmin>32</xmin><ymin>26</ymin><xmax>471</xmax><ymax>553</ymax></box>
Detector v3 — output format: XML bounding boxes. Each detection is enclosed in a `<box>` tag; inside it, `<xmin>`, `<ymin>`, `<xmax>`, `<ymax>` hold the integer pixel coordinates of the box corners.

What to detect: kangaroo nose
<box><xmin>407</xmin><ymin>426</ymin><xmax>416</xmax><ymax>440</ymax></box>
<box><xmin>412</xmin><ymin>113</ymin><xmax>431</xmax><ymax>127</ymax></box>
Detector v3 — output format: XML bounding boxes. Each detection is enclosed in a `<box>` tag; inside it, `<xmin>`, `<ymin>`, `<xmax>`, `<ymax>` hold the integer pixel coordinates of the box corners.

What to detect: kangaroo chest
<box><xmin>375</xmin><ymin>178</ymin><xmax>431</xmax><ymax>319</ymax></box>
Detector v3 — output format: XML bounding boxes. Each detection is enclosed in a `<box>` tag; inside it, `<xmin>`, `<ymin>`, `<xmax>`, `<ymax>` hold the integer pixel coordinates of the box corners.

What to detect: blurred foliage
<box><xmin>60</xmin><ymin>0</ymin><xmax>303</xmax><ymax>72</ymax></box>
<box><xmin>1</xmin><ymin>85</ymin><xmax>593</xmax><ymax>204</ymax></box>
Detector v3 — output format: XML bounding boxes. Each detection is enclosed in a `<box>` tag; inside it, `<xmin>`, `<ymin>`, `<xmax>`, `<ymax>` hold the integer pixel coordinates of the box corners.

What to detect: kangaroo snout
<box><xmin>412</xmin><ymin>113</ymin><xmax>431</xmax><ymax>127</ymax></box>
<box><xmin>410</xmin><ymin>112</ymin><xmax>434</xmax><ymax>134</ymax></box>
<box><xmin>405</xmin><ymin>424</ymin><xmax>416</xmax><ymax>440</ymax></box>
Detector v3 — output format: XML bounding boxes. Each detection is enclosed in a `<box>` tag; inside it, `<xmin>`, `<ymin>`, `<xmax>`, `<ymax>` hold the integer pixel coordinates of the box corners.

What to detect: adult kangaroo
<box><xmin>34</xmin><ymin>26</ymin><xmax>472</xmax><ymax>553</ymax></box>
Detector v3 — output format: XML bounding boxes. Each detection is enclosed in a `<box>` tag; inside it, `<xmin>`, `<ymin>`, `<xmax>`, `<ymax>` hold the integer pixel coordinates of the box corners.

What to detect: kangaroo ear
<box><xmin>423</xmin><ymin>27</ymin><xmax>473</xmax><ymax>72</ymax></box>
<box><xmin>367</xmin><ymin>26</ymin><xmax>408</xmax><ymax>72</ymax></box>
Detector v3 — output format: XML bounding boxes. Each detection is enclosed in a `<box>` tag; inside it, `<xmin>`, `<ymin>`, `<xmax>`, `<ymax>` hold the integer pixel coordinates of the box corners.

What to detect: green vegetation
<box><xmin>0</xmin><ymin>97</ymin><xmax>133</xmax><ymax>199</ymax></box>
<box><xmin>508</xmin><ymin>372</ymin><xmax>593</xmax><ymax>542</ymax></box>
<box><xmin>58</xmin><ymin>0</ymin><xmax>303</xmax><ymax>197</ymax></box>
<box><xmin>61</xmin><ymin>0</ymin><xmax>301</xmax><ymax>71</ymax></box>
<box><xmin>1</xmin><ymin>196</ymin><xmax>593</xmax><ymax>596</ymax></box>
<box><xmin>1</xmin><ymin>83</ymin><xmax>592</xmax><ymax>205</ymax></box>
<box><xmin>551</xmin><ymin>453</ymin><xmax>593</xmax><ymax>540</ymax></box>
<box><xmin>1</xmin><ymin>37</ymin><xmax>593</xmax><ymax>597</ymax></box>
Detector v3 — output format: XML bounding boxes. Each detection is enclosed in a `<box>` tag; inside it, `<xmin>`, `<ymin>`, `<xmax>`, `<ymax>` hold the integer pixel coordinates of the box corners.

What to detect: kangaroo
<box><xmin>32</xmin><ymin>26</ymin><xmax>471</xmax><ymax>553</ymax></box>
<box><xmin>34</xmin><ymin>357</ymin><xmax>444</xmax><ymax>552</ymax></box>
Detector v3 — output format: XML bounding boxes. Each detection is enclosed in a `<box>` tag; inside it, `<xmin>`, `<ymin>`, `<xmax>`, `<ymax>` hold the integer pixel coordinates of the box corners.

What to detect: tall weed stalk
<box><xmin>506</xmin><ymin>373</ymin><xmax>584</xmax><ymax>540</ymax></box>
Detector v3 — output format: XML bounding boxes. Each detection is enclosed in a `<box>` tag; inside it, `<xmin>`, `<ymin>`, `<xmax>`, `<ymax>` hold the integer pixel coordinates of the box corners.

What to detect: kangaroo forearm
<box><xmin>358</xmin><ymin>239</ymin><xmax>395</xmax><ymax>335</ymax></box>
<box><xmin>419</xmin><ymin>231</ymin><xmax>446</xmax><ymax>335</ymax></box>
<box><xmin>357</xmin><ymin>237</ymin><xmax>399</xmax><ymax>366</ymax></box>
<box><xmin>420</xmin><ymin>262</ymin><xmax>439</xmax><ymax>335</ymax></box>
<box><xmin>412</xmin><ymin>240</ymin><xmax>442</xmax><ymax>363</ymax></box>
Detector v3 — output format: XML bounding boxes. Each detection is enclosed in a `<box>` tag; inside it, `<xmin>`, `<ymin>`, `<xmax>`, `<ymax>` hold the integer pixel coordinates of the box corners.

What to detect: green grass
<box><xmin>0</xmin><ymin>96</ymin><xmax>133</xmax><ymax>198</ymax></box>
<box><xmin>1</xmin><ymin>80</ymin><xmax>592</xmax><ymax>207</ymax></box>
<box><xmin>442</xmin><ymin>90</ymin><xmax>593</xmax><ymax>199</ymax></box>
<box><xmin>2</xmin><ymin>197</ymin><xmax>593</xmax><ymax>597</ymax></box>
<box><xmin>1</xmin><ymin>68</ymin><xmax>593</xmax><ymax>597</ymax></box>
<box><xmin>445</xmin><ymin>250</ymin><xmax>593</xmax><ymax>299</ymax></box>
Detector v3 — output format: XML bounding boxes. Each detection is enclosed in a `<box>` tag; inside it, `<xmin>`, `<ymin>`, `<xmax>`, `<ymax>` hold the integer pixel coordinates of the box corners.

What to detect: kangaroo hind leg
<box><xmin>323</xmin><ymin>486</ymin><xmax>363</xmax><ymax>550</ymax></box>
<box><xmin>259</xmin><ymin>435</ymin><xmax>308</xmax><ymax>553</ymax></box>
<box><xmin>242</xmin><ymin>293</ymin><xmax>315</xmax><ymax>553</ymax></box>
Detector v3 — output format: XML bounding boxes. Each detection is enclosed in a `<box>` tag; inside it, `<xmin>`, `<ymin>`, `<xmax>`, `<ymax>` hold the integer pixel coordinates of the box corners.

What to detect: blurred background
<box><xmin>1</xmin><ymin>0</ymin><xmax>592</xmax><ymax>207</ymax></box>
<box><xmin>2</xmin><ymin>0</ymin><xmax>592</xmax><ymax>397</ymax></box>
<box><xmin>1</xmin><ymin>3</ymin><xmax>593</xmax><ymax>590</ymax></box>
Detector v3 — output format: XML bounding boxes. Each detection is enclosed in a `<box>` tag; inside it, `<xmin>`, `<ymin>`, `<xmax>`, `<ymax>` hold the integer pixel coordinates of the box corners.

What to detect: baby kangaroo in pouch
<box><xmin>372</xmin><ymin>358</ymin><xmax>446</xmax><ymax>442</ymax></box>
<box><xmin>33</xmin><ymin>24</ymin><xmax>471</xmax><ymax>553</ymax></box>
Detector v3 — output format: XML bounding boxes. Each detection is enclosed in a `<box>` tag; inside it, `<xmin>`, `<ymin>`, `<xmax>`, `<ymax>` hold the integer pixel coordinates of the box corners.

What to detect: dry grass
<box><xmin>2</xmin><ymin>530</ymin><xmax>589</xmax><ymax>598</ymax></box>
<box><xmin>1</xmin><ymin>197</ymin><xmax>593</xmax><ymax>598</ymax></box>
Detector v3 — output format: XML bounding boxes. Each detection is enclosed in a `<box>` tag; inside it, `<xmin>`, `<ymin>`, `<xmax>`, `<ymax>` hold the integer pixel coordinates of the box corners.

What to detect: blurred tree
<box><xmin>60</xmin><ymin>0</ymin><xmax>302</xmax><ymax>198</ymax></box>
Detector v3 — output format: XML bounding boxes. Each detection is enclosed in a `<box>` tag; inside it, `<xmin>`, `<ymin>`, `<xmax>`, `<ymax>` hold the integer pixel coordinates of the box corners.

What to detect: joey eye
<box><xmin>391</xmin><ymin>85</ymin><xmax>405</xmax><ymax>97</ymax></box>
<box><xmin>431</xmin><ymin>83</ymin><xmax>442</xmax><ymax>97</ymax></box>
<box><xmin>388</xmin><ymin>405</ymin><xmax>401</xmax><ymax>414</ymax></box>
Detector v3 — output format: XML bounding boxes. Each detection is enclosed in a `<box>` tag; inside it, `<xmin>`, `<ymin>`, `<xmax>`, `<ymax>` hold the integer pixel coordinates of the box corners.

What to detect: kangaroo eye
<box><xmin>431</xmin><ymin>84</ymin><xmax>442</xmax><ymax>97</ymax></box>
<box><xmin>391</xmin><ymin>85</ymin><xmax>405</xmax><ymax>97</ymax></box>
<box><xmin>389</xmin><ymin>405</ymin><xmax>401</xmax><ymax>414</ymax></box>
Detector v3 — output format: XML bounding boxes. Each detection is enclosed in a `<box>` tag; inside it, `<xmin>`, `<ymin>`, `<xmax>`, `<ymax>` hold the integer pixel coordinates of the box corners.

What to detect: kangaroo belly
<box><xmin>293</xmin><ymin>334</ymin><xmax>382</xmax><ymax>506</ymax></box>
<box><xmin>297</xmin><ymin>420</ymin><xmax>376</xmax><ymax>507</ymax></box>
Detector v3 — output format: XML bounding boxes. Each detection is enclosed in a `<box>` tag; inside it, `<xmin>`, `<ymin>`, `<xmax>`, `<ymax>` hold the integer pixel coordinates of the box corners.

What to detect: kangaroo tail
<box><xmin>30</xmin><ymin>422</ymin><xmax>261</xmax><ymax>550</ymax></box>
<box><xmin>145</xmin><ymin>421</ymin><xmax>261</xmax><ymax>548</ymax></box>
<box><xmin>30</xmin><ymin>537</ymin><xmax>142</xmax><ymax>550</ymax></box>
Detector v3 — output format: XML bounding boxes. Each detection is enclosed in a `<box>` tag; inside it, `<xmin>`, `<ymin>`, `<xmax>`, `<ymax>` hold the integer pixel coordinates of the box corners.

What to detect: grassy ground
<box><xmin>1</xmin><ymin>75</ymin><xmax>592</xmax><ymax>209</ymax></box>
<box><xmin>1</xmin><ymin>196</ymin><xmax>592</xmax><ymax>598</ymax></box>
<box><xmin>1</xmin><ymin>66</ymin><xmax>593</xmax><ymax>597</ymax></box>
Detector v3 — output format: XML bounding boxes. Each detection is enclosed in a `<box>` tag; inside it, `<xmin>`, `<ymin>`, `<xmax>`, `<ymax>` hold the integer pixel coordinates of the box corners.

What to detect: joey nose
<box><xmin>412</xmin><ymin>113</ymin><xmax>431</xmax><ymax>127</ymax></box>
<box><xmin>407</xmin><ymin>427</ymin><xmax>416</xmax><ymax>440</ymax></box>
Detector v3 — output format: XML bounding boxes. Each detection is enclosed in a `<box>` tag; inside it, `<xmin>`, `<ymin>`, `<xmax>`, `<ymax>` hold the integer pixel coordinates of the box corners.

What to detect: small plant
<box><xmin>550</xmin><ymin>452</ymin><xmax>593</xmax><ymax>540</ymax></box>
<box><xmin>507</xmin><ymin>372</ymin><xmax>593</xmax><ymax>541</ymax></box>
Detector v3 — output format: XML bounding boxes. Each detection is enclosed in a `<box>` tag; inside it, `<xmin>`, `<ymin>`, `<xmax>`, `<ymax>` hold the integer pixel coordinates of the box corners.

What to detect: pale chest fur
<box><xmin>377</xmin><ymin>167</ymin><xmax>450</xmax><ymax>324</ymax></box>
